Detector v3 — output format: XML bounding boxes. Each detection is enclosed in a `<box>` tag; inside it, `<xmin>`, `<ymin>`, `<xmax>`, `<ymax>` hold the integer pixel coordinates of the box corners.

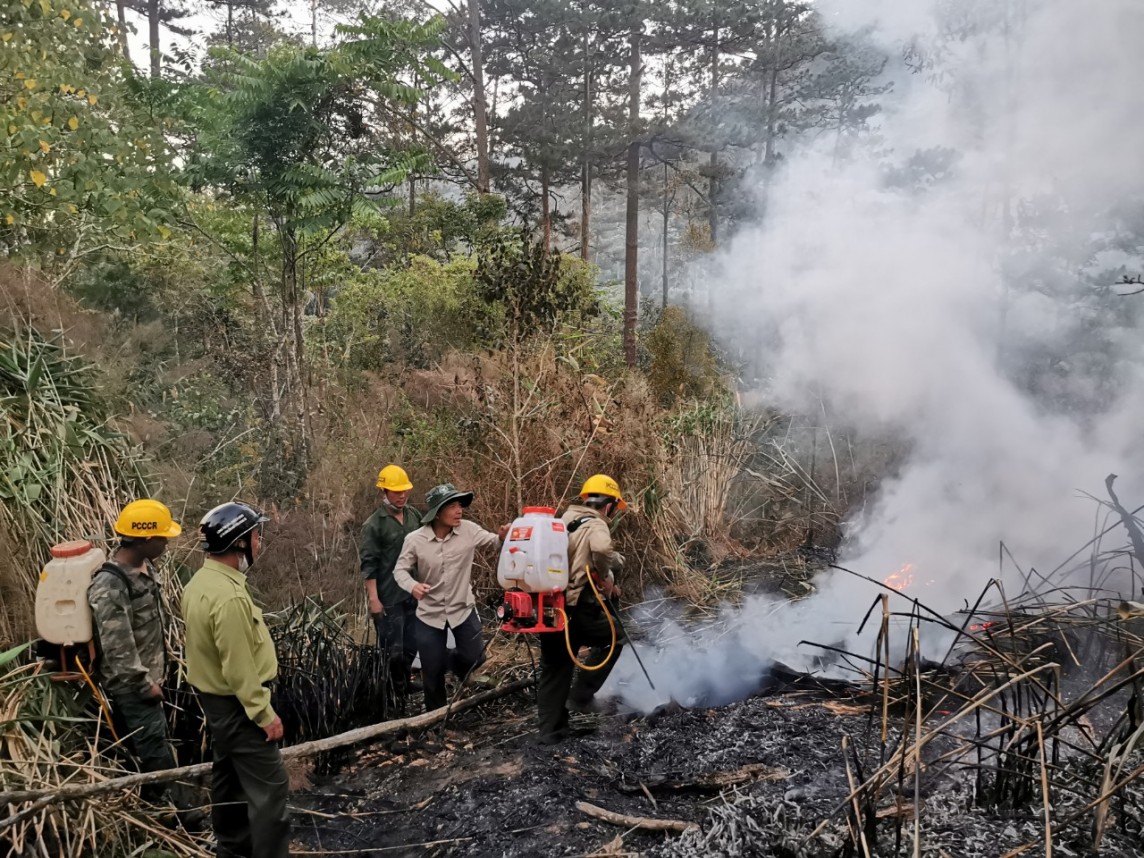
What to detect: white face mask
<box><xmin>238</xmin><ymin>555</ymin><xmax>250</xmax><ymax>573</ymax></box>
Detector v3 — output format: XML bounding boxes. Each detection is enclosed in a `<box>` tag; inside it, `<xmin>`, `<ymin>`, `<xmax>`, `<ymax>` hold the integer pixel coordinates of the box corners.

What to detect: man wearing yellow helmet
<box><xmin>360</xmin><ymin>464</ymin><xmax>423</xmax><ymax>701</ymax></box>
<box><xmin>88</xmin><ymin>499</ymin><xmax>201</xmax><ymax>827</ymax></box>
<box><xmin>536</xmin><ymin>475</ymin><xmax>627</xmax><ymax>744</ymax></box>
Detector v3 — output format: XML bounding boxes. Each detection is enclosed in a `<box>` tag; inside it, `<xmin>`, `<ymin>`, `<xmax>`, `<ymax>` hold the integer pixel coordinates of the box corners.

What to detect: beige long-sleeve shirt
<box><xmin>562</xmin><ymin>504</ymin><xmax>623</xmax><ymax>606</ymax></box>
<box><xmin>393</xmin><ymin>520</ymin><xmax>500</xmax><ymax>629</ymax></box>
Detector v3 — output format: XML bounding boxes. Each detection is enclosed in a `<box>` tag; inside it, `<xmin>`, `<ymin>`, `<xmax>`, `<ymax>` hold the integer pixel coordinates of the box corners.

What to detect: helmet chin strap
<box><xmin>236</xmin><ymin>537</ymin><xmax>256</xmax><ymax>572</ymax></box>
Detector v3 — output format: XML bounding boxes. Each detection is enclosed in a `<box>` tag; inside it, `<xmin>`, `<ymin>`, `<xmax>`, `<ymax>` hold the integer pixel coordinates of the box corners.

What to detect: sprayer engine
<box><xmin>497</xmin><ymin>589</ymin><xmax>566</xmax><ymax>633</ymax></box>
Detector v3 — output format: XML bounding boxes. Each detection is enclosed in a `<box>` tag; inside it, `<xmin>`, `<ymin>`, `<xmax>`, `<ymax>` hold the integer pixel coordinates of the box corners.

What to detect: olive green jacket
<box><xmin>360</xmin><ymin>504</ymin><xmax>423</xmax><ymax>608</ymax></box>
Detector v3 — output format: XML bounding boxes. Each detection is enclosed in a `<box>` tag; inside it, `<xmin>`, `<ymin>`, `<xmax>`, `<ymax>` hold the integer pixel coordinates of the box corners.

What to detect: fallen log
<box><xmin>617</xmin><ymin>761</ymin><xmax>787</xmax><ymax>794</ymax></box>
<box><xmin>576</xmin><ymin>800</ymin><xmax>698</xmax><ymax>833</ymax></box>
<box><xmin>0</xmin><ymin>677</ymin><xmax>532</xmax><ymax>823</ymax></box>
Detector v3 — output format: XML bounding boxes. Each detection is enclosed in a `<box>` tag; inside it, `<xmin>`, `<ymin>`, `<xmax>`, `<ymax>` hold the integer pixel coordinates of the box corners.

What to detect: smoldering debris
<box><xmin>291</xmin><ymin>528</ymin><xmax>1144</xmax><ymax>858</ymax></box>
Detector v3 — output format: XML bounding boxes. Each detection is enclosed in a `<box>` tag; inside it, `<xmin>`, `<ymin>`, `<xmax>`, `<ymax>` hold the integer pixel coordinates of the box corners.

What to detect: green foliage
<box><xmin>372</xmin><ymin>192</ymin><xmax>509</xmax><ymax>265</ymax></box>
<box><xmin>646</xmin><ymin>305</ymin><xmax>724</xmax><ymax>407</ymax></box>
<box><xmin>324</xmin><ymin>255</ymin><xmax>497</xmax><ymax>369</ymax></box>
<box><xmin>475</xmin><ymin>232</ymin><xmax>599</xmax><ymax>344</ymax></box>
<box><xmin>66</xmin><ymin>254</ymin><xmax>162</xmax><ymax>320</ymax></box>
<box><xmin>0</xmin><ymin>329</ymin><xmax>144</xmax><ymax>505</ymax></box>
<box><xmin>0</xmin><ymin>0</ymin><xmax>176</xmax><ymax>262</ymax></box>
<box><xmin>388</xmin><ymin>398</ymin><xmax>468</xmax><ymax>464</ymax></box>
<box><xmin>184</xmin><ymin>15</ymin><xmax>449</xmax><ymax>240</ymax></box>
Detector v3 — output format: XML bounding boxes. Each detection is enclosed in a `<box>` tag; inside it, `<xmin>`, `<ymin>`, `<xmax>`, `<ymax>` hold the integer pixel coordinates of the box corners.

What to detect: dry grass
<box><xmin>0</xmin><ymin>269</ymin><xmax>150</xmax><ymax>647</ymax></box>
<box><xmin>0</xmin><ymin>649</ymin><xmax>207</xmax><ymax>857</ymax></box>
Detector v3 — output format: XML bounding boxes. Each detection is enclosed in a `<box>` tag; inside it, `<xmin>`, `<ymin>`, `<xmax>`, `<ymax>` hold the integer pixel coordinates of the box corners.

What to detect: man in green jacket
<box><xmin>360</xmin><ymin>464</ymin><xmax>422</xmax><ymax>699</ymax></box>
<box><xmin>183</xmin><ymin>502</ymin><xmax>288</xmax><ymax>858</ymax></box>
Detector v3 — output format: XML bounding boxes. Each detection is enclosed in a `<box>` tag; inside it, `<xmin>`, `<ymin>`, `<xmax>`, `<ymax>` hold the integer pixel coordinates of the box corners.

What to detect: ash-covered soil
<box><xmin>289</xmin><ymin>681</ymin><xmax>1144</xmax><ymax>858</ymax></box>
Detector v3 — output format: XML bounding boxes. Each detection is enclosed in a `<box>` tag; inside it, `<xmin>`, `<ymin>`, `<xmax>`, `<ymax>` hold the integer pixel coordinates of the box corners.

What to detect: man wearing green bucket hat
<box><xmin>393</xmin><ymin>484</ymin><xmax>508</xmax><ymax>710</ymax></box>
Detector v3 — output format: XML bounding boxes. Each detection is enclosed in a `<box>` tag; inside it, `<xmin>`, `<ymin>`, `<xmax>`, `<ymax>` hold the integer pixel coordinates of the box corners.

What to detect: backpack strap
<box><xmin>566</xmin><ymin>516</ymin><xmax>594</xmax><ymax>534</ymax></box>
<box><xmin>93</xmin><ymin>561</ymin><xmax>139</xmax><ymax>600</ymax></box>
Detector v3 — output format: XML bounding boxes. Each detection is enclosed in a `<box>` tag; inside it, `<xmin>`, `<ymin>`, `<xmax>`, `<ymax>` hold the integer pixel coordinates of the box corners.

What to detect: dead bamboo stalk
<box><xmin>0</xmin><ymin>678</ymin><xmax>532</xmax><ymax>821</ymax></box>
<box><xmin>575</xmin><ymin>800</ymin><xmax>697</xmax><ymax>833</ymax></box>
<box><xmin>912</xmin><ymin>625</ymin><xmax>922</xmax><ymax>858</ymax></box>
<box><xmin>1036</xmin><ymin>720</ymin><xmax>1051</xmax><ymax>858</ymax></box>
<box><xmin>842</xmin><ymin>736</ymin><xmax>872</xmax><ymax>858</ymax></box>
<box><xmin>881</xmin><ymin>594</ymin><xmax>890</xmax><ymax>744</ymax></box>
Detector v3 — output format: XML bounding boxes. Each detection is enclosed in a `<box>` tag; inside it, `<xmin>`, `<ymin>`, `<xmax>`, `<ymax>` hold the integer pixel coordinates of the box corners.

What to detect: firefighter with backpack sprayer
<box><xmin>87</xmin><ymin>498</ymin><xmax>204</xmax><ymax>829</ymax></box>
<box><xmin>535</xmin><ymin>475</ymin><xmax>628</xmax><ymax>745</ymax></box>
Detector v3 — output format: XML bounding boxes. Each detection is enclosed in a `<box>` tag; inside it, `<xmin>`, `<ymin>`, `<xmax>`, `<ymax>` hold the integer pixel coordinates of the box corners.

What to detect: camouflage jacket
<box><xmin>88</xmin><ymin>560</ymin><xmax>166</xmax><ymax>698</ymax></box>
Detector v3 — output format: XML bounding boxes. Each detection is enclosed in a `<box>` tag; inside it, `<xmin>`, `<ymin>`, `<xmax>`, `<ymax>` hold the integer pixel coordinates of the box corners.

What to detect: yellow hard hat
<box><xmin>580</xmin><ymin>474</ymin><xmax>627</xmax><ymax>510</ymax></box>
<box><xmin>376</xmin><ymin>464</ymin><xmax>413</xmax><ymax>492</ymax></box>
<box><xmin>113</xmin><ymin>499</ymin><xmax>182</xmax><ymax>539</ymax></box>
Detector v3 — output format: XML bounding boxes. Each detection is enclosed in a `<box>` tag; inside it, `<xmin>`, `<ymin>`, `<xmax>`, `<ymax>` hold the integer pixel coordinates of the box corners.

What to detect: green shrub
<box><xmin>324</xmin><ymin>255</ymin><xmax>500</xmax><ymax>370</ymax></box>
<box><xmin>646</xmin><ymin>306</ymin><xmax>724</xmax><ymax>407</ymax></box>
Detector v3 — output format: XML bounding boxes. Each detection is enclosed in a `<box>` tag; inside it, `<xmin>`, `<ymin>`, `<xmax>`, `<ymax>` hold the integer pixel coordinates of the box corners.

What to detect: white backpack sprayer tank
<box><xmin>34</xmin><ymin>540</ymin><xmax>106</xmax><ymax>679</ymax></box>
<box><xmin>496</xmin><ymin>507</ymin><xmax>569</xmax><ymax>632</ymax></box>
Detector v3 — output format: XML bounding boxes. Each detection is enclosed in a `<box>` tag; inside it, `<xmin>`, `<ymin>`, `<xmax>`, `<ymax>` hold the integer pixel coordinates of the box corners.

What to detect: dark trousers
<box><xmin>373</xmin><ymin>598</ymin><xmax>418</xmax><ymax>694</ymax></box>
<box><xmin>110</xmin><ymin>691</ymin><xmax>178</xmax><ymax>802</ymax></box>
<box><xmin>198</xmin><ymin>692</ymin><xmax>290</xmax><ymax>858</ymax></box>
<box><xmin>537</xmin><ymin>599</ymin><xmax>624</xmax><ymax>743</ymax></box>
<box><xmin>413</xmin><ymin>610</ymin><xmax>486</xmax><ymax>711</ymax></box>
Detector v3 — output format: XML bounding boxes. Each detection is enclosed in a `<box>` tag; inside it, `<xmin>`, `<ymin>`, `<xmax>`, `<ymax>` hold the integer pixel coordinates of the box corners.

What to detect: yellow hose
<box><xmin>558</xmin><ymin>565</ymin><xmax>618</xmax><ymax>672</ymax></box>
<box><xmin>75</xmin><ymin>657</ymin><xmax>121</xmax><ymax>743</ymax></box>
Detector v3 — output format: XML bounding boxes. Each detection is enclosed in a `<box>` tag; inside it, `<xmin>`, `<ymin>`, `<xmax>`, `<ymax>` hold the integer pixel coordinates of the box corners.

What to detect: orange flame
<box><xmin>882</xmin><ymin>562</ymin><xmax>915</xmax><ymax>592</ymax></box>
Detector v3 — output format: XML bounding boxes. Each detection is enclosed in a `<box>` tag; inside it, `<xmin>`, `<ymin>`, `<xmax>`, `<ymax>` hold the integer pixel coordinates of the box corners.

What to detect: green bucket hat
<box><xmin>423</xmin><ymin>483</ymin><xmax>474</xmax><ymax>524</ymax></box>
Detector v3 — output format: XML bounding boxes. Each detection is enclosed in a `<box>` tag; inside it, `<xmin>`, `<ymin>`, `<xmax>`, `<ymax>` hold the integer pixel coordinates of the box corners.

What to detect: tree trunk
<box><xmin>281</xmin><ymin>229</ymin><xmax>311</xmax><ymax>464</ymax></box>
<box><xmin>468</xmin><ymin>0</ymin><xmax>491</xmax><ymax>193</ymax></box>
<box><xmin>662</xmin><ymin>161</ymin><xmax>669</xmax><ymax>309</ymax></box>
<box><xmin>579</xmin><ymin>7</ymin><xmax>591</xmax><ymax>261</ymax></box>
<box><xmin>763</xmin><ymin>64</ymin><xmax>779</xmax><ymax>167</ymax></box>
<box><xmin>706</xmin><ymin>24</ymin><xmax>719</xmax><ymax>244</ymax></box>
<box><xmin>148</xmin><ymin>0</ymin><xmax>160</xmax><ymax>79</ymax></box>
<box><xmin>661</xmin><ymin>58</ymin><xmax>671</xmax><ymax>308</ymax></box>
<box><xmin>623</xmin><ymin>22</ymin><xmax>641</xmax><ymax>368</ymax></box>
<box><xmin>541</xmin><ymin>163</ymin><xmax>551</xmax><ymax>254</ymax></box>
<box><xmin>253</xmin><ymin>214</ymin><xmax>282</xmax><ymax>423</ymax></box>
<box><xmin>115</xmin><ymin>0</ymin><xmax>130</xmax><ymax>60</ymax></box>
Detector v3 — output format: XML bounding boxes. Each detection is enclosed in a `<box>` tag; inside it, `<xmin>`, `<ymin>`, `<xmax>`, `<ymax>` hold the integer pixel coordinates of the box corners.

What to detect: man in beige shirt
<box><xmin>393</xmin><ymin>483</ymin><xmax>507</xmax><ymax>710</ymax></box>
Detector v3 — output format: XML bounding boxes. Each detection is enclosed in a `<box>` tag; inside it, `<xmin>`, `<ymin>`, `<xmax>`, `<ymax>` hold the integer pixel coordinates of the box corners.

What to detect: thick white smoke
<box><xmin>604</xmin><ymin>0</ymin><xmax>1144</xmax><ymax>711</ymax></box>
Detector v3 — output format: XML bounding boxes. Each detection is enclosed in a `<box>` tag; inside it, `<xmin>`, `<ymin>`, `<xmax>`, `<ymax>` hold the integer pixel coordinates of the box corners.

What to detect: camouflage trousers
<box><xmin>110</xmin><ymin>691</ymin><xmax>196</xmax><ymax>809</ymax></box>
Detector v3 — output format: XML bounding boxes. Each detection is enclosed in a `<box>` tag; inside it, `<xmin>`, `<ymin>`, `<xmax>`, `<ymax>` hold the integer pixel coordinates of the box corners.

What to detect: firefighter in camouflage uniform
<box><xmin>88</xmin><ymin>499</ymin><xmax>201</xmax><ymax>824</ymax></box>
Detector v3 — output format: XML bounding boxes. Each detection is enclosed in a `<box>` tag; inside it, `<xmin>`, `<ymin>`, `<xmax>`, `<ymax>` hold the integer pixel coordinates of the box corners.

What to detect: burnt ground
<box><xmin>289</xmin><ymin>678</ymin><xmax>1144</xmax><ymax>858</ymax></box>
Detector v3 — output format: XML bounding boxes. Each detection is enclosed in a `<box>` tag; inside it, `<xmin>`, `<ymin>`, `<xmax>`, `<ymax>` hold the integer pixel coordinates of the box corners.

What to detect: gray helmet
<box><xmin>423</xmin><ymin>483</ymin><xmax>474</xmax><ymax>524</ymax></box>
